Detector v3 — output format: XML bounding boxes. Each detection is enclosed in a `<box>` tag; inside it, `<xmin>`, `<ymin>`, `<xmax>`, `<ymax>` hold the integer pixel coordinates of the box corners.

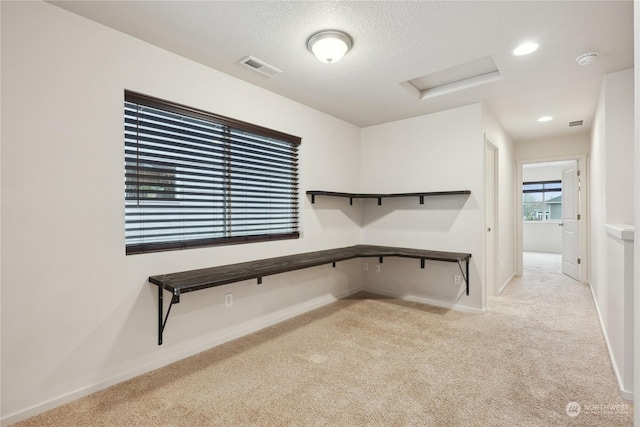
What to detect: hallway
<box><xmin>490</xmin><ymin>252</ymin><xmax>634</xmax><ymax>423</ymax></box>
<box><xmin>523</xmin><ymin>251</ymin><xmax>562</xmax><ymax>276</ymax></box>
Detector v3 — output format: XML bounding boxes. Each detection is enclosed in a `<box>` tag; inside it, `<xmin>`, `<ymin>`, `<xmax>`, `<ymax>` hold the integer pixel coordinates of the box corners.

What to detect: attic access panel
<box><xmin>405</xmin><ymin>55</ymin><xmax>502</xmax><ymax>100</ymax></box>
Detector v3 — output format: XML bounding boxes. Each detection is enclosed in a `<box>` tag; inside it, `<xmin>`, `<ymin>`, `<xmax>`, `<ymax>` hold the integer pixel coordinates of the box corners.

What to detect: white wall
<box><xmin>604</xmin><ymin>225</ymin><xmax>635</xmax><ymax>400</ymax></box>
<box><xmin>515</xmin><ymin>133</ymin><xmax>590</xmax><ymax>160</ymax></box>
<box><xmin>1</xmin><ymin>2</ymin><xmax>364</xmax><ymax>422</ymax></box>
<box><xmin>605</xmin><ymin>71</ymin><xmax>635</xmax><ymax>225</ymax></box>
<box><xmin>359</xmin><ymin>104</ymin><xmax>485</xmax><ymax>311</ymax></box>
<box><xmin>0</xmin><ymin>2</ymin><xmax>3</xmax><ymax>421</ymax></box>
<box><xmin>634</xmin><ymin>2</ymin><xmax>640</xmax><ymax>421</ymax></box>
<box><xmin>522</xmin><ymin>223</ymin><xmax>562</xmax><ymax>253</ymax></box>
<box><xmin>590</xmin><ymin>68</ymin><xmax>635</xmax><ymax>399</ymax></box>
<box><xmin>522</xmin><ymin>164</ymin><xmax>564</xmax><ymax>182</ymax></box>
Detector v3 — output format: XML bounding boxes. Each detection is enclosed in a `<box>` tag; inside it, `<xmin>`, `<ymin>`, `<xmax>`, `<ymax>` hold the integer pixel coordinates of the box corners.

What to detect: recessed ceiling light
<box><xmin>513</xmin><ymin>42</ymin><xmax>539</xmax><ymax>56</ymax></box>
<box><xmin>537</xmin><ymin>116</ymin><xmax>553</xmax><ymax>122</ymax></box>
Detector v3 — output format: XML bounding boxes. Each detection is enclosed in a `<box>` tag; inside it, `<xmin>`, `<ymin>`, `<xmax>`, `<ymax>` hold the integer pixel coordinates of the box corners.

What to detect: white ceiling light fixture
<box><xmin>307</xmin><ymin>30</ymin><xmax>353</xmax><ymax>64</ymax></box>
<box><xmin>537</xmin><ymin>116</ymin><xmax>553</xmax><ymax>122</ymax></box>
<box><xmin>513</xmin><ymin>42</ymin><xmax>539</xmax><ymax>56</ymax></box>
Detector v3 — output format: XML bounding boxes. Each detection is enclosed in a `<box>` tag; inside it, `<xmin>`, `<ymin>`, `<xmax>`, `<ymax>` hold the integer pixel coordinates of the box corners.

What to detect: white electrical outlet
<box><xmin>362</xmin><ymin>262</ymin><xmax>369</xmax><ymax>272</ymax></box>
<box><xmin>375</xmin><ymin>264</ymin><xmax>381</xmax><ymax>273</ymax></box>
<box><xmin>224</xmin><ymin>293</ymin><xmax>233</xmax><ymax>308</ymax></box>
<box><xmin>454</xmin><ymin>275</ymin><xmax>462</xmax><ymax>285</ymax></box>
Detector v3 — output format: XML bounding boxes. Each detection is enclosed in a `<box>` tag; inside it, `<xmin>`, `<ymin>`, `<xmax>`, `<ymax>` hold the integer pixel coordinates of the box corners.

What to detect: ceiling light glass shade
<box><xmin>537</xmin><ymin>116</ymin><xmax>553</xmax><ymax>122</ymax></box>
<box><xmin>513</xmin><ymin>42</ymin><xmax>539</xmax><ymax>56</ymax></box>
<box><xmin>307</xmin><ymin>30</ymin><xmax>353</xmax><ymax>64</ymax></box>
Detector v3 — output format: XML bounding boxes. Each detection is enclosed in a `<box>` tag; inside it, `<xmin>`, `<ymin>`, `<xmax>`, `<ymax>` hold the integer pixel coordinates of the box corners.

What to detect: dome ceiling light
<box><xmin>307</xmin><ymin>30</ymin><xmax>353</xmax><ymax>64</ymax></box>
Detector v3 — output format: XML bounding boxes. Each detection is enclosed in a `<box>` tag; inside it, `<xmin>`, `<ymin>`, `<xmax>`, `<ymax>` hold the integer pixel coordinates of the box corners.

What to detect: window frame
<box><xmin>124</xmin><ymin>91</ymin><xmax>301</xmax><ymax>255</ymax></box>
<box><xmin>522</xmin><ymin>180</ymin><xmax>562</xmax><ymax>222</ymax></box>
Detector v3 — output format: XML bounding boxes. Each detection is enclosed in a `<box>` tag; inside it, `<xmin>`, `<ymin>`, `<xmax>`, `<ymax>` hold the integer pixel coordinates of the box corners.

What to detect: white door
<box><xmin>561</xmin><ymin>163</ymin><xmax>579</xmax><ymax>280</ymax></box>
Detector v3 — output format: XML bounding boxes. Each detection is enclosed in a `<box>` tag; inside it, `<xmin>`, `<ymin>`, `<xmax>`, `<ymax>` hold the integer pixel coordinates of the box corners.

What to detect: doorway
<box><xmin>516</xmin><ymin>155</ymin><xmax>587</xmax><ymax>282</ymax></box>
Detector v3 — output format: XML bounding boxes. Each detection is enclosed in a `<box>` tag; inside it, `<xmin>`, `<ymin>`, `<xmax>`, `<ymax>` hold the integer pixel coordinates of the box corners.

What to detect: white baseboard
<box><xmin>1</xmin><ymin>286</ymin><xmax>363</xmax><ymax>426</ymax></box>
<box><xmin>498</xmin><ymin>273</ymin><xmax>516</xmax><ymax>294</ymax></box>
<box><xmin>363</xmin><ymin>287</ymin><xmax>486</xmax><ymax>315</ymax></box>
<box><xmin>587</xmin><ymin>281</ymin><xmax>634</xmax><ymax>402</ymax></box>
<box><xmin>620</xmin><ymin>389</ymin><xmax>634</xmax><ymax>401</ymax></box>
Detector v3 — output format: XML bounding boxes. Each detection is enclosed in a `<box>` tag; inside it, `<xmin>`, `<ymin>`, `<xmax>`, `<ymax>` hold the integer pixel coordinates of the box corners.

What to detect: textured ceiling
<box><xmin>50</xmin><ymin>1</ymin><xmax>634</xmax><ymax>142</ymax></box>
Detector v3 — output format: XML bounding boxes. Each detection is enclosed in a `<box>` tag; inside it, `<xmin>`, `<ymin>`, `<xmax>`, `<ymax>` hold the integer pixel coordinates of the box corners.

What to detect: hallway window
<box><xmin>124</xmin><ymin>91</ymin><xmax>301</xmax><ymax>255</ymax></box>
<box><xmin>522</xmin><ymin>180</ymin><xmax>562</xmax><ymax>221</ymax></box>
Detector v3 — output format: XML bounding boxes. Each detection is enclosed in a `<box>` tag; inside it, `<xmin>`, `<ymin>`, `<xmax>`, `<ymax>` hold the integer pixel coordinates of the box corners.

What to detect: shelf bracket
<box><xmin>377</xmin><ymin>197</ymin><xmax>382</xmax><ymax>206</ymax></box>
<box><xmin>457</xmin><ymin>259</ymin><xmax>470</xmax><ymax>296</ymax></box>
<box><xmin>419</xmin><ymin>196</ymin><xmax>424</xmax><ymax>205</ymax></box>
<box><xmin>332</xmin><ymin>262</ymin><xmax>336</xmax><ymax>268</ymax></box>
<box><xmin>257</xmin><ymin>277</ymin><xmax>263</xmax><ymax>285</ymax></box>
<box><xmin>349</xmin><ymin>197</ymin><xmax>353</xmax><ymax>206</ymax></box>
<box><xmin>158</xmin><ymin>287</ymin><xmax>179</xmax><ymax>346</ymax></box>
<box><xmin>420</xmin><ymin>258</ymin><xmax>425</xmax><ymax>269</ymax></box>
<box><xmin>379</xmin><ymin>256</ymin><xmax>383</xmax><ymax>264</ymax></box>
<box><xmin>311</xmin><ymin>194</ymin><xmax>316</xmax><ymax>204</ymax></box>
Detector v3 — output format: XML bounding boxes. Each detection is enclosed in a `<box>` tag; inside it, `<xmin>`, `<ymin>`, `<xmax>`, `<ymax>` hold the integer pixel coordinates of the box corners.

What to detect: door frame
<box><xmin>484</xmin><ymin>139</ymin><xmax>499</xmax><ymax>305</ymax></box>
<box><xmin>516</xmin><ymin>154</ymin><xmax>588</xmax><ymax>283</ymax></box>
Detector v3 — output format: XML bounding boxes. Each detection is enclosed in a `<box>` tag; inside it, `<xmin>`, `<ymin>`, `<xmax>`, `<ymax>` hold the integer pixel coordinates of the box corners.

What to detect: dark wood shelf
<box><xmin>149</xmin><ymin>245</ymin><xmax>471</xmax><ymax>345</ymax></box>
<box><xmin>306</xmin><ymin>190</ymin><xmax>471</xmax><ymax>205</ymax></box>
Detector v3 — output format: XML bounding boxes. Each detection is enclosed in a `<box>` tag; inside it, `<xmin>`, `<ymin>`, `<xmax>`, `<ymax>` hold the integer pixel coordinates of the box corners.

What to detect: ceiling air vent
<box><xmin>240</xmin><ymin>56</ymin><xmax>281</xmax><ymax>77</ymax></box>
<box><xmin>569</xmin><ymin>120</ymin><xmax>584</xmax><ymax>127</ymax></box>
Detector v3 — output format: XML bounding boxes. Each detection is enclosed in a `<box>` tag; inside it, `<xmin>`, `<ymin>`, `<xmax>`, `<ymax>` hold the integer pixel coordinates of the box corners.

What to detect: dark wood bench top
<box><xmin>149</xmin><ymin>245</ymin><xmax>471</xmax><ymax>298</ymax></box>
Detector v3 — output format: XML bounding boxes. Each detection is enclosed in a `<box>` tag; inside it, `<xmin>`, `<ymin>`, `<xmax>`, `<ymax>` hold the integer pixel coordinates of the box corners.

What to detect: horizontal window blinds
<box><xmin>125</xmin><ymin>92</ymin><xmax>300</xmax><ymax>254</ymax></box>
<box><xmin>522</xmin><ymin>180</ymin><xmax>561</xmax><ymax>193</ymax></box>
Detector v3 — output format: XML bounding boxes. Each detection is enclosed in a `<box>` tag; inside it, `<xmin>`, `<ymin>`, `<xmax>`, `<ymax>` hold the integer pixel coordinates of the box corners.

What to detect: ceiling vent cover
<box><xmin>569</xmin><ymin>120</ymin><xmax>584</xmax><ymax>127</ymax></box>
<box><xmin>240</xmin><ymin>56</ymin><xmax>281</xmax><ymax>77</ymax></box>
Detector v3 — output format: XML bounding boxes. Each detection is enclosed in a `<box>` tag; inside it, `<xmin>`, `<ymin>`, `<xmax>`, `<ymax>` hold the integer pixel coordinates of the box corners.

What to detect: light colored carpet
<box><xmin>523</xmin><ymin>251</ymin><xmax>562</xmax><ymax>273</ymax></box>
<box><xmin>16</xmin><ymin>258</ymin><xmax>633</xmax><ymax>426</ymax></box>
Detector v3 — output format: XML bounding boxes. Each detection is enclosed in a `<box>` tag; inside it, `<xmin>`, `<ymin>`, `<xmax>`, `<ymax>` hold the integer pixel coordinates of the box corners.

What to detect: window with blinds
<box><xmin>124</xmin><ymin>91</ymin><xmax>300</xmax><ymax>255</ymax></box>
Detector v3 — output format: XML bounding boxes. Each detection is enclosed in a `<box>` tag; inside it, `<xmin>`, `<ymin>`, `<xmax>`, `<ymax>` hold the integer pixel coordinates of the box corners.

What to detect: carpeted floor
<box><xmin>16</xmin><ymin>254</ymin><xmax>633</xmax><ymax>426</ymax></box>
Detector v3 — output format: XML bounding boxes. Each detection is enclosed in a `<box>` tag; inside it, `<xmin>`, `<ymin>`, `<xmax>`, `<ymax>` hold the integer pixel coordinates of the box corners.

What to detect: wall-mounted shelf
<box><xmin>306</xmin><ymin>190</ymin><xmax>471</xmax><ymax>205</ymax></box>
<box><xmin>149</xmin><ymin>245</ymin><xmax>471</xmax><ymax>345</ymax></box>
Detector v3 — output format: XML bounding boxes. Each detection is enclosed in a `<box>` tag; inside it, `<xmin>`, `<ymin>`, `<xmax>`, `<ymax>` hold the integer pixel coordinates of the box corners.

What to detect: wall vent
<box><xmin>240</xmin><ymin>56</ymin><xmax>281</xmax><ymax>77</ymax></box>
<box><xmin>569</xmin><ymin>120</ymin><xmax>584</xmax><ymax>127</ymax></box>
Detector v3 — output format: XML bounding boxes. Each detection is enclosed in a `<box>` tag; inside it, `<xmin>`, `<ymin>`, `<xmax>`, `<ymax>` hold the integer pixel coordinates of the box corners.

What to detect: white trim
<box><xmin>0</xmin><ymin>287</ymin><xmax>363</xmax><ymax>426</ymax></box>
<box><xmin>588</xmin><ymin>281</ymin><xmax>634</xmax><ymax>401</ymax></box>
<box><xmin>363</xmin><ymin>287</ymin><xmax>486</xmax><ymax>315</ymax></box>
<box><xmin>420</xmin><ymin>70</ymin><xmax>503</xmax><ymax>100</ymax></box>
<box><xmin>498</xmin><ymin>273</ymin><xmax>515</xmax><ymax>294</ymax></box>
<box><xmin>484</xmin><ymin>139</ymin><xmax>499</xmax><ymax>304</ymax></box>
<box><xmin>604</xmin><ymin>224</ymin><xmax>635</xmax><ymax>241</ymax></box>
